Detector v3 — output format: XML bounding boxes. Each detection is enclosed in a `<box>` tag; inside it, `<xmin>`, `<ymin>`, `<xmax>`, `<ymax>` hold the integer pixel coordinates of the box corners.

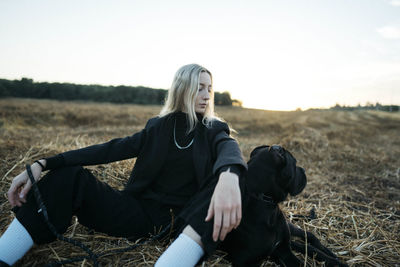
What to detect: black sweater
<box><xmin>140</xmin><ymin>112</ymin><xmax>241</xmax><ymax>205</ymax></box>
<box><xmin>43</xmin><ymin>112</ymin><xmax>242</xmax><ymax>206</ymax></box>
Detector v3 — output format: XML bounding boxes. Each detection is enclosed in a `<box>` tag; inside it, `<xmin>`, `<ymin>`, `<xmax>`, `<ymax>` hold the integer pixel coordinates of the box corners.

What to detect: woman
<box><xmin>0</xmin><ymin>64</ymin><xmax>247</xmax><ymax>266</ymax></box>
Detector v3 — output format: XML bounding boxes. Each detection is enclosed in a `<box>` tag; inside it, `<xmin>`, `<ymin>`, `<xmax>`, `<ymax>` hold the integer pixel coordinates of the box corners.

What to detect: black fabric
<box><xmin>126</xmin><ymin>114</ymin><xmax>247</xmax><ymax>193</ymax></box>
<box><xmin>140</xmin><ymin>112</ymin><xmax>197</xmax><ymax>206</ymax></box>
<box><xmin>26</xmin><ymin>112</ymin><xmax>247</xmax><ymax>258</ymax></box>
<box><xmin>43</xmin><ymin>154</ymin><xmax>64</xmax><ymax>171</ymax></box>
<box><xmin>174</xmin><ymin>111</ymin><xmax>195</xmax><ymax>145</ymax></box>
<box><xmin>175</xmin><ymin>169</ymin><xmax>247</xmax><ymax>257</ymax></box>
<box><xmin>43</xmin><ymin>112</ymin><xmax>247</xmax><ymax>195</ymax></box>
<box><xmin>141</xmin><ymin>143</ymin><xmax>197</xmax><ymax>206</ymax></box>
<box><xmin>13</xmin><ymin>166</ymin><xmax>178</xmax><ymax>245</ymax></box>
<box><xmin>14</xmin><ymin>167</ymin><xmax>154</xmax><ymax>244</ymax></box>
<box><xmin>13</xmin><ymin>165</ymin><xmax>237</xmax><ymax>258</ymax></box>
<box><xmin>217</xmin><ymin>164</ymin><xmax>241</xmax><ymax>177</ymax></box>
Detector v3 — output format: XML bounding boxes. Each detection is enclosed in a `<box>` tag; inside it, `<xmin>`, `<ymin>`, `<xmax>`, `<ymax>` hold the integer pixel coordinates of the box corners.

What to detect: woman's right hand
<box><xmin>7</xmin><ymin>160</ymin><xmax>45</xmax><ymax>207</ymax></box>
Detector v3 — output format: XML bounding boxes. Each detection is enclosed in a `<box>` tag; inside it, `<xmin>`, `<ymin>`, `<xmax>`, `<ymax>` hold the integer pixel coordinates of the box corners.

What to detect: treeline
<box><xmin>330</xmin><ymin>102</ymin><xmax>399</xmax><ymax>112</ymax></box>
<box><xmin>0</xmin><ymin>78</ymin><xmax>241</xmax><ymax>106</ymax></box>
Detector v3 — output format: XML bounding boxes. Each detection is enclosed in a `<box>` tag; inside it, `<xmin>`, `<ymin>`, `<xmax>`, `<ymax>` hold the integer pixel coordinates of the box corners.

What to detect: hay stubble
<box><xmin>1</xmin><ymin>98</ymin><xmax>399</xmax><ymax>266</ymax></box>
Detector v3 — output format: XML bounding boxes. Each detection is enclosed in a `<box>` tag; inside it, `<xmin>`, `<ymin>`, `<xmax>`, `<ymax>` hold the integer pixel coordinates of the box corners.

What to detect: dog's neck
<box><xmin>252</xmin><ymin>192</ymin><xmax>278</xmax><ymax>206</ymax></box>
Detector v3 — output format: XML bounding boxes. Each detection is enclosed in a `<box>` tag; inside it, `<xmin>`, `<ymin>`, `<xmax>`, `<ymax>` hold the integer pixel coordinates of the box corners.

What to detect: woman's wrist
<box><xmin>219</xmin><ymin>169</ymin><xmax>239</xmax><ymax>182</ymax></box>
<box><xmin>34</xmin><ymin>159</ymin><xmax>46</xmax><ymax>170</ymax></box>
<box><xmin>218</xmin><ymin>165</ymin><xmax>242</xmax><ymax>178</ymax></box>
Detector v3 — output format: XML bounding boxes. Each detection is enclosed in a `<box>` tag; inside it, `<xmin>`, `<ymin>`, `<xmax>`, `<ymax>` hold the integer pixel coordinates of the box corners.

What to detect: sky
<box><xmin>0</xmin><ymin>0</ymin><xmax>399</xmax><ymax>111</ymax></box>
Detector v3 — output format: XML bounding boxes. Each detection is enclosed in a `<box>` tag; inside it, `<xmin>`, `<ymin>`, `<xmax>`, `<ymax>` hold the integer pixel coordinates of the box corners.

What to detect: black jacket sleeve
<box><xmin>217</xmin><ymin>165</ymin><xmax>242</xmax><ymax>177</ymax></box>
<box><xmin>210</xmin><ymin>121</ymin><xmax>247</xmax><ymax>177</ymax></box>
<box><xmin>44</xmin><ymin>126</ymin><xmax>147</xmax><ymax>170</ymax></box>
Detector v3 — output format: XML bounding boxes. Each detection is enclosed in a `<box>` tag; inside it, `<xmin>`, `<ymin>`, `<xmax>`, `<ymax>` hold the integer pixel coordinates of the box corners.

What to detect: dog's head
<box><xmin>246</xmin><ymin>145</ymin><xmax>307</xmax><ymax>202</ymax></box>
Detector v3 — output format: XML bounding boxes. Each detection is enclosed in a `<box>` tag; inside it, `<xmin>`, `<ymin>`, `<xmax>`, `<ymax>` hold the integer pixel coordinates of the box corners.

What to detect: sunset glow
<box><xmin>0</xmin><ymin>0</ymin><xmax>399</xmax><ymax>110</ymax></box>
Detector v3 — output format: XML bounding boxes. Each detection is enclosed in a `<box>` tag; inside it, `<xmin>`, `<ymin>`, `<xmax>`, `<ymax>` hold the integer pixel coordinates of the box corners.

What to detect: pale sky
<box><xmin>0</xmin><ymin>0</ymin><xmax>399</xmax><ymax>111</ymax></box>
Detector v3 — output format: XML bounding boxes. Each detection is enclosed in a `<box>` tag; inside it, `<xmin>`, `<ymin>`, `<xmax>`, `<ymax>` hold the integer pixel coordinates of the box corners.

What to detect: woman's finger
<box><xmin>230</xmin><ymin>208</ymin><xmax>237</xmax><ymax>230</ymax></box>
<box><xmin>205</xmin><ymin>194</ymin><xmax>215</xmax><ymax>221</ymax></box>
<box><xmin>7</xmin><ymin>185</ymin><xmax>17</xmax><ymax>207</ymax></box>
<box><xmin>8</xmin><ymin>177</ymin><xmax>24</xmax><ymax>207</ymax></box>
<box><xmin>235</xmin><ymin>201</ymin><xmax>242</xmax><ymax>229</ymax></box>
<box><xmin>220</xmin><ymin>210</ymin><xmax>231</xmax><ymax>241</ymax></box>
<box><xmin>213</xmin><ymin>208</ymin><xmax>222</xmax><ymax>242</ymax></box>
<box><xmin>19</xmin><ymin>179</ymin><xmax>32</xmax><ymax>202</ymax></box>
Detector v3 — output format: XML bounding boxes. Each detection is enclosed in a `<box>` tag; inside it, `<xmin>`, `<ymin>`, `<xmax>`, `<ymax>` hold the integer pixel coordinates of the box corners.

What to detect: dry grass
<box><xmin>1</xmin><ymin>98</ymin><xmax>399</xmax><ymax>266</ymax></box>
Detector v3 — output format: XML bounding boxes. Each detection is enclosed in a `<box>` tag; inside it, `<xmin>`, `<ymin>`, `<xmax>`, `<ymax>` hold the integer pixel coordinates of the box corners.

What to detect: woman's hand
<box><xmin>205</xmin><ymin>169</ymin><xmax>242</xmax><ymax>242</ymax></box>
<box><xmin>7</xmin><ymin>160</ymin><xmax>45</xmax><ymax>207</ymax></box>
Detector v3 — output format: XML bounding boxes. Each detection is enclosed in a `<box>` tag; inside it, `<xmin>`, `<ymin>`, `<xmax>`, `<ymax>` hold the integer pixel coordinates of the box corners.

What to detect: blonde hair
<box><xmin>160</xmin><ymin>63</ymin><xmax>218</xmax><ymax>132</ymax></box>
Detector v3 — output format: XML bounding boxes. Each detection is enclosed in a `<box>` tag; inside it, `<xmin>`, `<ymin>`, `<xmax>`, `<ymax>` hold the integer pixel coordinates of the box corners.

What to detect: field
<box><xmin>1</xmin><ymin>98</ymin><xmax>399</xmax><ymax>266</ymax></box>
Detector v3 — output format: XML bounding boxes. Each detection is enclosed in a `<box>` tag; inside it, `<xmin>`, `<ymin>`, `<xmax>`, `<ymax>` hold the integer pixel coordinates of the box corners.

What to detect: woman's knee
<box><xmin>13</xmin><ymin>166</ymin><xmax>90</xmax><ymax>245</ymax></box>
<box><xmin>33</xmin><ymin>165</ymin><xmax>90</xmax><ymax>212</ymax></box>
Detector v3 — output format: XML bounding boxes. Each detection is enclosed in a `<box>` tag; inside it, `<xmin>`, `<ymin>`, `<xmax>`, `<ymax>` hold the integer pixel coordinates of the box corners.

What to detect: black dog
<box><xmin>221</xmin><ymin>145</ymin><xmax>348</xmax><ymax>267</ymax></box>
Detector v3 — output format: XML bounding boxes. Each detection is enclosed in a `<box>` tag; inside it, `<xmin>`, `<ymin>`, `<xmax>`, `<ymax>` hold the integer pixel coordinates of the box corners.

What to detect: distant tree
<box><xmin>333</xmin><ymin>103</ymin><xmax>342</xmax><ymax>110</ymax></box>
<box><xmin>17</xmin><ymin>78</ymin><xmax>34</xmax><ymax>97</ymax></box>
<box><xmin>215</xmin><ymin>91</ymin><xmax>232</xmax><ymax>106</ymax></box>
<box><xmin>232</xmin><ymin>99</ymin><xmax>242</xmax><ymax>107</ymax></box>
<box><xmin>328</xmin><ymin>101</ymin><xmax>399</xmax><ymax>113</ymax></box>
<box><xmin>0</xmin><ymin>77</ymin><xmax>241</xmax><ymax>107</ymax></box>
<box><xmin>0</xmin><ymin>83</ymin><xmax>8</xmax><ymax>97</ymax></box>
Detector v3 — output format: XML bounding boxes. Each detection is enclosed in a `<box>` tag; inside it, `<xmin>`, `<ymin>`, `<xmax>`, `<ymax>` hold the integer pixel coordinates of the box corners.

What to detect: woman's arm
<box><xmin>8</xmin><ymin>121</ymin><xmax>150</xmax><ymax>206</ymax></box>
<box><xmin>44</xmin><ymin>129</ymin><xmax>146</xmax><ymax>170</ymax></box>
<box><xmin>206</xmin><ymin>126</ymin><xmax>247</xmax><ymax>241</ymax></box>
<box><xmin>211</xmin><ymin>129</ymin><xmax>247</xmax><ymax>176</ymax></box>
<box><xmin>205</xmin><ymin>167</ymin><xmax>242</xmax><ymax>242</ymax></box>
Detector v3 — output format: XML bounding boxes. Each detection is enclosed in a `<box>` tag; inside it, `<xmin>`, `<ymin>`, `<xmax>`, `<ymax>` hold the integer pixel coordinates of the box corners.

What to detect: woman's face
<box><xmin>195</xmin><ymin>72</ymin><xmax>212</xmax><ymax>115</ymax></box>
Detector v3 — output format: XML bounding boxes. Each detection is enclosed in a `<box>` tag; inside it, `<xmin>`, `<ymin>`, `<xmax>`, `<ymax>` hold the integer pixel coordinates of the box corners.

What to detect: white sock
<box><xmin>155</xmin><ymin>233</ymin><xmax>205</xmax><ymax>267</ymax></box>
<box><xmin>0</xmin><ymin>218</ymin><xmax>34</xmax><ymax>266</ymax></box>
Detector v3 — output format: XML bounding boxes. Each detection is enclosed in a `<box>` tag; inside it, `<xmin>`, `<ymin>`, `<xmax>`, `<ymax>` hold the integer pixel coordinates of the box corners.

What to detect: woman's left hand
<box><xmin>205</xmin><ymin>169</ymin><xmax>242</xmax><ymax>242</ymax></box>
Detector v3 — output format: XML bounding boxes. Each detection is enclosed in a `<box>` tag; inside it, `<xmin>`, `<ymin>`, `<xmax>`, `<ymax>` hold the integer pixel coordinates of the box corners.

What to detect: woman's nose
<box><xmin>203</xmin><ymin>90</ymin><xmax>210</xmax><ymax>100</ymax></box>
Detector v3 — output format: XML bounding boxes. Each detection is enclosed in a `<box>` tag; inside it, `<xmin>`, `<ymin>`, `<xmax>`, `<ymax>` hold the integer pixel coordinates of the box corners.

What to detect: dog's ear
<box><xmin>287</xmin><ymin>167</ymin><xmax>307</xmax><ymax>196</ymax></box>
<box><xmin>280</xmin><ymin>151</ymin><xmax>307</xmax><ymax>196</ymax></box>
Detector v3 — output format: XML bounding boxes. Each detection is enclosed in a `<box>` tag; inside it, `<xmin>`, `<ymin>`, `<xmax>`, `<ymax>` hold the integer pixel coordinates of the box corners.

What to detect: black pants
<box><xmin>14</xmin><ymin>166</ymin><xmax>184</xmax><ymax>244</ymax></box>
<box><xmin>13</xmin><ymin>166</ymin><xmax>223</xmax><ymax>256</ymax></box>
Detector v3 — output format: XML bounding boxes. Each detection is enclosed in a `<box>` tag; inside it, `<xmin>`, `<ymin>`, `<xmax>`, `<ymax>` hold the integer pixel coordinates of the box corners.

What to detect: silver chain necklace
<box><xmin>173</xmin><ymin>118</ymin><xmax>194</xmax><ymax>149</ymax></box>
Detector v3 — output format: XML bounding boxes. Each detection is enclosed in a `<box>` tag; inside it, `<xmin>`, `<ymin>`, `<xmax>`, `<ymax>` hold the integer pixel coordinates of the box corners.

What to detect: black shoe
<box><xmin>0</xmin><ymin>260</ymin><xmax>10</xmax><ymax>267</ymax></box>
